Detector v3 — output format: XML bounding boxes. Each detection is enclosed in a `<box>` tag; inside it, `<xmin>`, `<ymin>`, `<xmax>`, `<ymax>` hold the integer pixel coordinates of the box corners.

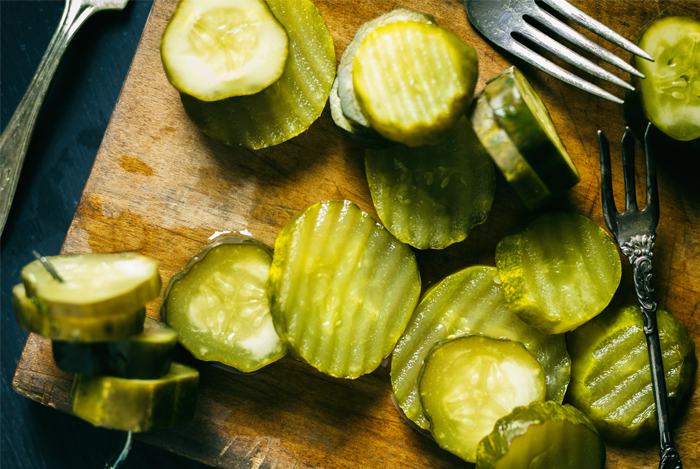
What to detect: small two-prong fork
<box><xmin>599</xmin><ymin>124</ymin><xmax>682</xmax><ymax>469</ymax></box>
<box><xmin>465</xmin><ymin>0</ymin><xmax>654</xmax><ymax>104</ymax></box>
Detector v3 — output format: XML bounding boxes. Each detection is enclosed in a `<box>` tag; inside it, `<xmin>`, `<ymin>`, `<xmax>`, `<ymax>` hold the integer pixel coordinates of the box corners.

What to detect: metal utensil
<box><xmin>0</xmin><ymin>0</ymin><xmax>129</xmax><ymax>237</ymax></box>
<box><xmin>464</xmin><ymin>0</ymin><xmax>654</xmax><ymax>104</ymax></box>
<box><xmin>599</xmin><ymin>124</ymin><xmax>682</xmax><ymax>469</ymax></box>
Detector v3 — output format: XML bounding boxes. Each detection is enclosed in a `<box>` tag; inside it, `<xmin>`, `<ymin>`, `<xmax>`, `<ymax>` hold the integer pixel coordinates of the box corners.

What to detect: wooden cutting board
<box><xmin>13</xmin><ymin>0</ymin><xmax>700</xmax><ymax>467</ymax></box>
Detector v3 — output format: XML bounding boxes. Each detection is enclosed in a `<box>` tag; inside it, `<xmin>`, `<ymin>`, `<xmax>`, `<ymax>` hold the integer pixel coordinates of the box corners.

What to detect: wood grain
<box><xmin>13</xmin><ymin>0</ymin><xmax>700</xmax><ymax>467</ymax></box>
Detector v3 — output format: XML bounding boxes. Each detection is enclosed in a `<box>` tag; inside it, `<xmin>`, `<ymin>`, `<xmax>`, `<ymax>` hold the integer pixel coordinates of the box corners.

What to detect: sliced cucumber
<box><xmin>365</xmin><ymin>116</ymin><xmax>495</xmax><ymax>249</ymax></box>
<box><xmin>633</xmin><ymin>16</ymin><xmax>700</xmax><ymax>142</ymax></box>
<box><xmin>71</xmin><ymin>362</ymin><xmax>199</xmax><ymax>432</ymax></box>
<box><xmin>162</xmin><ymin>237</ymin><xmax>286</xmax><ymax>373</ymax></box>
<box><xmin>419</xmin><ymin>336</ymin><xmax>546</xmax><ymax>463</ymax></box>
<box><xmin>13</xmin><ymin>284</ymin><xmax>146</xmax><ymax>342</ymax></box>
<box><xmin>567</xmin><ymin>305</ymin><xmax>697</xmax><ymax>443</ymax></box>
<box><xmin>336</xmin><ymin>8</ymin><xmax>435</xmax><ymax>132</ymax></box>
<box><xmin>476</xmin><ymin>401</ymin><xmax>605</xmax><ymax>469</ymax></box>
<box><xmin>268</xmin><ymin>200</ymin><xmax>421</xmax><ymax>379</ymax></box>
<box><xmin>330</xmin><ymin>77</ymin><xmax>392</xmax><ymax>149</ymax></box>
<box><xmin>353</xmin><ymin>21</ymin><xmax>478</xmax><ymax>147</ymax></box>
<box><xmin>179</xmin><ymin>0</ymin><xmax>335</xmax><ymax>149</ymax></box>
<box><xmin>391</xmin><ymin>266</ymin><xmax>570</xmax><ymax>431</ymax></box>
<box><xmin>52</xmin><ymin>317</ymin><xmax>178</xmax><ymax>378</ymax></box>
<box><xmin>22</xmin><ymin>252</ymin><xmax>161</xmax><ymax>318</ymax></box>
<box><xmin>161</xmin><ymin>0</ymin><xmax>289</xmax><ymax>101</ymax></box>
<box><xmin>495</xmin><ymin>212</ymin><xmax>621</xmax><ymax>334</ymax></box>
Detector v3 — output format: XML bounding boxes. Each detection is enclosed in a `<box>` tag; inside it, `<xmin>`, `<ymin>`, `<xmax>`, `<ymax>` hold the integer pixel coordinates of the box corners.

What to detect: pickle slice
<box><xmin>419</xmin><ymin>336</ymin><xmax>546</xmax><ymax>463</ymax></box>
<box><xmin>353</xmin><ymin>21</ymin><xmax>478</xmax><ymax>147</ymax></box>
<box><xmin>330</xmin><ymin>77</ymin><xmax>392</xmax><ymax>149</ymax></box>
<box><xmin>161</xmin><ymin>0</ymin><xmax>289</xmax><ymax>101</ymax></box>
<box><xmin>633</xmin><ymin>16</ymin><xmax>700</xmax><ymax>142</ymax></box>
<box><xmin>495</xmin><ymin>212</ymin><xmax>622</xmax><ymax>334</ymax></box>
<box><xmin>162</xmin><ymin>237</ymin><xmax>286</xmax><ymax>373</ymax></box>
<box><xmin>392</xmin><ymin>266</ymin><xmax>570</xmax><ymax>431</ymax></box>
<box><xmin>52</xmin><ymin>317</ymin><xmax>178</xmax><ymax>378</ymax></box>
<box><xmin>484</xmin><ymin>67</ymin><xmax>580</xmax><ymax>197</ymax></box>
<box><xmin>180</xmin><ymin>0</ymin><xmax>335</xmax><ymax>149</ymax></box>
<box><xmin>337</xmin><ymin>8</ymin><xmax>436</xmax><ymax>132</ymax></box>
<box><xmin>567</xmin><ymin>305</ymin><xmax>697</xmax><ymax>443</ymax></box>
<box><xmin>71</xmin><ymin>362</ymin><xmax>199</xmax><ymax>432</ymax></box>
<box><xmin>365</xmin><ymin>116</ymin><xmax>495</xmax><ymax>249</ymax></box>
<box><xmin>476</xmin><ymin>401</ymin><xmax>605</xmax><ymax>469</ymax></box>
<box><xmin>13</xmin><ymin>284</ymin><xmax>146</xmax><ymax>342</ymax></box>
<box><xmin>268</xmin><ymin>200</ymin><xmax>421</xmax><ymax>379</ymax></box>
<box><xmin>22</xmin><ymin>252</ymin><xmax>161</xmax><ymax>318</ymax></box>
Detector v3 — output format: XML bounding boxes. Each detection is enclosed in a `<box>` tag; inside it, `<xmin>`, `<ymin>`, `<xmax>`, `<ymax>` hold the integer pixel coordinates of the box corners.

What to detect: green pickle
<box><xmin>495</xmin><ymin>212</ymin><xmax>621</xmax><ymax>334</ymax></box>
<box><xmin>419</xmin><ymin>336</ymin><xmax>546</xmax><ymax>463</ymax></box>
<box><xmin>567</xmin><ymin>305</ymin><xmax>697</xmax><ymax>443</ymax></box>
<box><xmin>476</xmin><ymin>401</ymin><xmax>605</xmax><ymax>469</ymax></box>
<box><xmin>21</xmin><ymin>252</ymin><xmax>161</xmax><ymax>318</ymax></box>
<box><xmin>268</xmin><ymin>200</ymin><xmax>421</xmax><ymax>379</ymax></box>
<box><xmin>163</xmin><ymin>237</ymin><xmax>286</xmax><ymax>373</ymax></box>
<box><xmin>52</xmin><ymin>317</ymin><xmax>178</xmax><ymax>378</ymax></box>
<box><xmin>365</xmin><ymin>117</ymin><xmax>495</xmax><ymax>249</ymax></box>
<box><xmin>13</xmin><ymin>284</ymin><xmax>145</xmax><ymax>342</ymax></box>
<box><xmin>391</xmin><ymin>265</ymin><xmax>570</xmax><ymax>431</ymax></box>
<box><xmin>71</xmin><ymin>362</ymin><xmax>199</xmax><ymax>432</ymax></box>
<box><xmin>330</xmin><ymin>77</ymin><xmax>392</xmax><ymax>149</ymax></box>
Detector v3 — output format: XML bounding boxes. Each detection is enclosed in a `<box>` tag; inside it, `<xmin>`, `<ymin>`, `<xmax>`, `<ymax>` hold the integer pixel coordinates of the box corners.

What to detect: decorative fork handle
<box><xmin>0</xmin><ymin>0</ymin><xmax>98</xmax><ymax>236</ymax></box>
<box><xmin>621</xmin><ymin>234</ymin><xmax>682</xmax><ymax>469</ymax></box>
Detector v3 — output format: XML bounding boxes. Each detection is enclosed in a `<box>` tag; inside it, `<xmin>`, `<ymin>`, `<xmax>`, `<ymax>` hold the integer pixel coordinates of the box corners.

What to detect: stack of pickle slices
<box><xmin>13</xmin><ymin>252</ymin><xmax>199</xmax><ymax>433</ymax></box>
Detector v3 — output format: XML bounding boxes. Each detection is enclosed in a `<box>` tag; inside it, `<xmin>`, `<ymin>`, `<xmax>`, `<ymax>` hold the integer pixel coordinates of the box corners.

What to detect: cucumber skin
<box><xmin>476</xmin><ymin>401</ymin><xmax>605</xmax><ymax>469</ymax></box>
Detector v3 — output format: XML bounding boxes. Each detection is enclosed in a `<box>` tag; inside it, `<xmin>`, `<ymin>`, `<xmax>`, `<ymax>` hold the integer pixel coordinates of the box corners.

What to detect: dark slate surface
<box><xmin>1</xmin><ymin>1</ymin><xmax>209</xmax><ymax>468</ymax></box>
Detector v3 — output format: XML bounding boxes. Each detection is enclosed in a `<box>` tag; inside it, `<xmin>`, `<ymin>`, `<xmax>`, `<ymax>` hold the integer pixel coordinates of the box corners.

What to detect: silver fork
<box><xmin>0</xmin><ymin>0</ymin><xmax>129</xmax><ymax>237</ymax></box>
<box><xmin>465</xmin><ymin>0</ymin><xmax>654</xmax><ymax>104</ymax></box>
<box><xmin>599</xmin><ymin>124</ymin><xmax>682</xmax><ymax>469</ymax></box>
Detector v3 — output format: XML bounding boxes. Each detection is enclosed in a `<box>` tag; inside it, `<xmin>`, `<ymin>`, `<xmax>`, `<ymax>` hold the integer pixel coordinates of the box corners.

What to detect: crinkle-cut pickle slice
<box><xmin>53</xmin><ymin>317</ymin><xmax>178</xmax><ymax>379</ymax></box>
<box><xmin>21</xmin><ymin>252</ymin><xmax>161</xmax><ymax>318</ymax></box>
<box><xmin>391</xmin><ymin>266</ymin><xmax>570</xmax><ymax>431</ymax></box>
<box><xmin>484</xmin><ymin>67</ymin><xmax>580</xmax><ymax>196</ymax></box>
<box><xmin>419</xmin><ymin>336</ymin><xmax>546</xmax><ymax>463</ymax></box>
<box><xmin>476</xmin><ymin>401</ymin><xmax>605</xmax><ymax>469</ymax></box>
<box><xmin>337</xmin><ymin>8</ymin><xmax>435</xmax><ymax>131</ymax></box>
<box><xmin>567</xmin><ymin>305</ymin><xmax>697</xmax><ymax>443</ymax></box>
<box><xmin>268</xmin><ymin>200</ymin><xmax>421</xmax><ymax>379</ymax></box>
<box><xmin>633</xmin><ymin>16</ymin><xmax>700</xmax><ymax>142</ymax></box>
<box><xmin>495</xmin><ymin>212</ymin><xmax>621</xmax><ymax>334</ymax></box>
<box><xmin>353</xmin><ymin>21</ymin><xmax>478</xmax><ymax>147</ymax></box>
<box><xmin>71</xmin><ymin>362</ymin><xmax>199</xmax><ymax>433</ymax></box>
<box><xmin>161</xmin><ymin>0</ymin><xmax>288</xmax><ymax>102</ymax></box>
<box><xmin>162</xmin><ymin>237</ymin><xmax>286</xmax><ymax>373</ymax></box>
<box><xmin>365</xmin><ymin>116</ymin><xmax>495</xmax><ymax>250</ymax></box>
<box><xmin>180</xmin><ymin>0</ymin><xmax>335</xmax><ymax>150</ymax></box>
<box><xmin>13</xmin><ymin>284</ymin><xmax>146</xmax><ymax>342</ymax></box>
<box><xmin>330</xmin><ymin>77</ymin><xmax>392</xmax><ymax>149</ymax></box>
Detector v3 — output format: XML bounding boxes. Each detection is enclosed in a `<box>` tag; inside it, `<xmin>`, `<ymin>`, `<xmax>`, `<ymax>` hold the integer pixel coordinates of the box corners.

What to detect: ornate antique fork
<box><xmin>598</xmin><ymin>124</ymin><xmax>682</xmax><ymax>469</ymax></box>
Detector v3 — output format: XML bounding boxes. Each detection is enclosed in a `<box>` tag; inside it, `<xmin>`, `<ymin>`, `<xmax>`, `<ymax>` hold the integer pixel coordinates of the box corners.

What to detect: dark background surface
<box><xmin>1</xmin><ymin>1</ymin><xmax>209</xmax><ymax>467</ymax></box>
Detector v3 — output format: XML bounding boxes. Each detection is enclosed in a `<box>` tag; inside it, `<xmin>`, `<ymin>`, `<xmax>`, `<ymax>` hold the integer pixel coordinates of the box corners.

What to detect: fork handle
<box><xmin>622</xmin><ymin>234</ymin><xmax>682</xmax><ymax>469</ymax></box>
<box><xmin>0</xmin><ymin>0</ymin><xmax>98</xmax><ymax>236</ymax></box>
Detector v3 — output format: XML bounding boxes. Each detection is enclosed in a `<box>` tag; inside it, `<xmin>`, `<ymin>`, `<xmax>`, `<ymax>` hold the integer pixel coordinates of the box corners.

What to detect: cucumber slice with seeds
<box><xmin>13</xmin><ymin>284</ymin><xmax>146</xmax><ymax>342</ymax></box>
<box><xmin>353</xmin><ymin>21</ymin><xmax>478</xmax><ymax>147</ymax></box>
<box><xmin>268</xmin><ymin>200</ymin><xmax>421</xmax><ymax>379</ymax></box>
<box><xmin>567</xmin><ymin>305</ymin><xmax>697</xmax><ymax>443</ymax></box>
<box><xmin>495</xmin><ymin>212</ymin><xmax>622</xmax><ymax>334</ymax></box>
<box><xmin>163</xmin><ymin>237</ymin><xmax>286</xmax><ymax>373</ymax></box>
<box><xmin>365</xmin><ymin>116</ymin><xmax>495</xmax><ymax>249</ymax></box>
<box><xmin>161</xmin><ymin>0</ymin><xmax>289</xmax><ymax>101</ymax></box>
<box><xmin>52</xmin><ymin>317</ymin><xmax>178</xmax><ymax>378</ymax></box>
<box><xmin>337</xmin><ymin>8</ymin><xmax>436</xmax><ymax>132</ymax></box>
<box><xmin>392</xmin><ymin>266</ymin><xmax>570</xmax><ymax>431</ymax></box>
<box><xmin>419</xmin><ymin>336</ymin><xmax>546</xmax><ymax>463</ymax></box>
<box><xmin>476</xmin><ymin>401</ymin><xmax>606</xmax><ymax>469</ymax></box>
<box><xmin>71</xmin><ymin>362</ymin><xmax>199</xmax><ymax>432</ymax></box>
<box><xmin>22</xmin><ymin>252</ymin><xmax>161</xmax><ymax>318</ymax></box>
<box><xmin>179</xmin><ymin>0</ymin><xmax>335</xmax><ymax>149</ymax></box>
